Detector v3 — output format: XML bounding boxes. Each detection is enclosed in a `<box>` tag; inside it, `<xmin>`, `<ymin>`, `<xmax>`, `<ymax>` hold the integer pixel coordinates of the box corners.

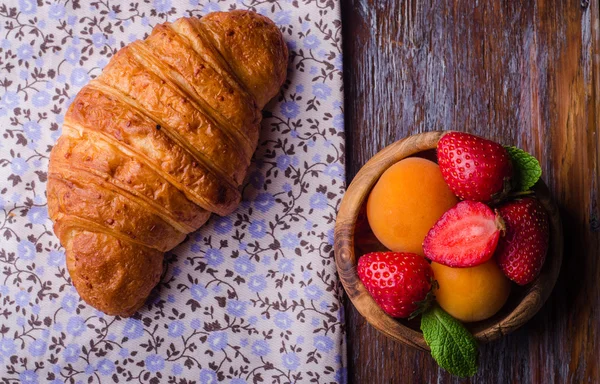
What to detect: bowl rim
<box><xmin>334</xmin><ymin>131</ymin><xmax>563</xmax><ymax>351</ymax></box>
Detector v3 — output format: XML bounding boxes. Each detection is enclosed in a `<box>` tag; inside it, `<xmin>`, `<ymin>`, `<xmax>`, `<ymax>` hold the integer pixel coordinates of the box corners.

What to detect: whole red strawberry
<box><xmin>357</xmin><ymin>252</ymin><xmax>434</xmax><ymax>318</ymax></box>
<box><xmin>495</xmin><ymin>197</ymin><xmax>549</xmax><ymax>285</ymax></box>
<box><xmin>437</xmin><ymin>132</ymin><xmax>512</xmax><ymax>202</ymax></box>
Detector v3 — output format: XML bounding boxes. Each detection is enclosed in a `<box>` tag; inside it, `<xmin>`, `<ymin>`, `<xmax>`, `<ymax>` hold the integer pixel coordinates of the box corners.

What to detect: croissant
<box><xmin>47</xmin><ymin>10</ymin><xmax>288</xmax><ymax>317</ymax></box>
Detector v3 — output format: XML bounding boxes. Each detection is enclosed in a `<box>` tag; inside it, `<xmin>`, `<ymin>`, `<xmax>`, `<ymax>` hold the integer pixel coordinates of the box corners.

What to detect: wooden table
<box><xmin>341</xmin><ymin>0</ymin><xmax>599</xmax><ymax>382</ymax></box>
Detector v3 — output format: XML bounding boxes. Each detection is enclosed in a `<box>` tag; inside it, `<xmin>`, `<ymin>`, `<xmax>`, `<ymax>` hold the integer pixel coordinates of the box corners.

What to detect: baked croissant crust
<box><xmin>47</xmin><ymin>10</ymin><xmax>288</xmax><ymax>316</ymax></box>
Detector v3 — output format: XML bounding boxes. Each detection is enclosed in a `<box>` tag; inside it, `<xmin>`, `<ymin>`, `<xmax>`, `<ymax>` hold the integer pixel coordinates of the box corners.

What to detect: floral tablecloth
<box><xmin>0</xmin><ymin>0</ymin><xmax>345</xmax><ymax>382</ymax></box>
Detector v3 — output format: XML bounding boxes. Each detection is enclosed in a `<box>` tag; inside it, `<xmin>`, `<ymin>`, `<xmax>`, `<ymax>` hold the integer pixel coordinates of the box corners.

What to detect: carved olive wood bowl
<box><xmin>334</xmin><ymin>131</ymin><xmax>563</xmax><ymax>351</ymax></box>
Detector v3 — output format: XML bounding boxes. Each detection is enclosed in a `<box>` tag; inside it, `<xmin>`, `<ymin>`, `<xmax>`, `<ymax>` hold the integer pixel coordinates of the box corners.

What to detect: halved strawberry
<box><xmin>357</xmin><ymin>252</ymin><xmax>434</xmax><ymax>318</ymax></box>
<box><xmin>495</xmin><ymin>197</ymin><xmax>549</xmax><ymax>285</ymax></box>
<box><xmin>423</xmin><ymin>201</ymin><xmax>504</xmax><ymax>267</ymax></box>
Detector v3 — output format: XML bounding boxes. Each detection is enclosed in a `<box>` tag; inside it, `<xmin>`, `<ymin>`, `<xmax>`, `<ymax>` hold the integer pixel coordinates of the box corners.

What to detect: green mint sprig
<box><xmin>505</xmin><ymin>146</ymin><xmax>542</xmax><ymax>192</ymax></box>
<box><xmin>420</xmin><ymin>304</ymin><xmax>479</xmax><ymax>378</ymax></box>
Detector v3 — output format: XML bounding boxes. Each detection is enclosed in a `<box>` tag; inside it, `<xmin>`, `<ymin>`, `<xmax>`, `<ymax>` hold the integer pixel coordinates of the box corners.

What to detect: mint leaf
<box><xmin>421</xmin><ymin>304</ymin><xmax>478</xmax><ymax>377</ymax></box>
<box><xmin>505</xmin><ymin>146</ymin><xmax>542</xmax><ymax>191</ymax></box>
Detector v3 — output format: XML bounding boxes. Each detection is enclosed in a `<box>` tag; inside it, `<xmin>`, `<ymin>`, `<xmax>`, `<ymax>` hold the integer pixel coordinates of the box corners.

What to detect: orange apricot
<box><xmin>366</xmin><ymin>157</ymin><xmax>459</xmax><ymax>255</ymax></box>
<box><xmin>431</xmin><ymin>260</ymin><xmax>511</xmax><ymax>322</ymax></box>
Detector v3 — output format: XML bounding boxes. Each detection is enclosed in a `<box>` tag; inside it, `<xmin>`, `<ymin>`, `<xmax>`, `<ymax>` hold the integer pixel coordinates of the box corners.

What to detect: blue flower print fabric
<box><xmin>0</xmin><ymin>0</ymin><xmax>346</xmax><ymax>382</ymax></box>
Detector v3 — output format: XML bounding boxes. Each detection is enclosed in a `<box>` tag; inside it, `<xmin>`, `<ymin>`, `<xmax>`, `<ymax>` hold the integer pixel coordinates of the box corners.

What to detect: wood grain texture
<box><xmin>341</xmin><ymin>0</ymin><xmax>600</xmax><ymax>383</ymax></box>
<box><xmin>334</xmin><ymin>132</ymin><xmax>563</xmax><ymax>351</ymax></box>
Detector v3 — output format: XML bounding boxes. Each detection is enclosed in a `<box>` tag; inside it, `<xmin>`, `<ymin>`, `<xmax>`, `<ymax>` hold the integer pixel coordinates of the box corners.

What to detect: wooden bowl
<box><xmin>334</xmin><ymin>131</ymin><xmax>563</xmax><ymax>351</ymax></box>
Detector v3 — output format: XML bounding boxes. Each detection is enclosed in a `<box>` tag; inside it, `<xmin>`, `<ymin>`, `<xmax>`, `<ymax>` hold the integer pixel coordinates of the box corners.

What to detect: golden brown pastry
<box><xmin>47</xmin><ymin>10</ymin><xmax>288</xmax><ymax>317</ymax></box>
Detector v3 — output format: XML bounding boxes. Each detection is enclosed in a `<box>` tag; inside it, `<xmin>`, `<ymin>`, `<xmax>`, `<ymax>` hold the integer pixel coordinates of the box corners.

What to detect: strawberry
<box><xmin>437</xmin><ymin>132</ymin><xmax>513</xmax><ymax>202</ymax></box>
<box><xmin>357</xmin><ymin>252</ymin><xmax>434</xmax><ymax>318</ymax></box>
<box><xmin>495</xmin><ymin>197</ymin><xmax>549</xmax><ymax>285</ymax></box>
<box><xmin>423</xmin><ymin>201</ymin><xmax>504</xmax><ymax>267</ymax></box>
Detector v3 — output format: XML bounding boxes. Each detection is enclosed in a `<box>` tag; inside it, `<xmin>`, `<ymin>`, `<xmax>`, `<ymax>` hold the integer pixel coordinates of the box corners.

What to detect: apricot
<box><xmin>431</xmin><ymin>260</ymin><xmax>511</xmax><ymax>322</ymax></box>
<box><xmin>367</xmin><ymin>157</ymin><xmax>459</xmax><ymax>255</ymax></box>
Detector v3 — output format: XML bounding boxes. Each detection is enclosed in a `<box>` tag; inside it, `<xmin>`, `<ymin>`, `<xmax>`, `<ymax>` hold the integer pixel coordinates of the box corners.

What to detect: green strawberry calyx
<box><xmin>408</xmin><ymin>280</ymin><xmax>438</xmax><ymax>320</ymax></box>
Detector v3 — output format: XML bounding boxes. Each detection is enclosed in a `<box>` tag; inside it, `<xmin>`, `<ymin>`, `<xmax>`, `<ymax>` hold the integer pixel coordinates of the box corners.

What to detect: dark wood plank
<box><xmin>341</xmin><ymin>0</ymin><xmax>600</xmax><ymax>382</ymax></box>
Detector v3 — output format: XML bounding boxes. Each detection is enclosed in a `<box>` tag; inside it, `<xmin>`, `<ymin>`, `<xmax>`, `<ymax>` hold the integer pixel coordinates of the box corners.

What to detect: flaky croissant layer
<box><xmin>47</xmin><ymin>11</ymin><xmax>288</xmax><ymax>316</ymax></box>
